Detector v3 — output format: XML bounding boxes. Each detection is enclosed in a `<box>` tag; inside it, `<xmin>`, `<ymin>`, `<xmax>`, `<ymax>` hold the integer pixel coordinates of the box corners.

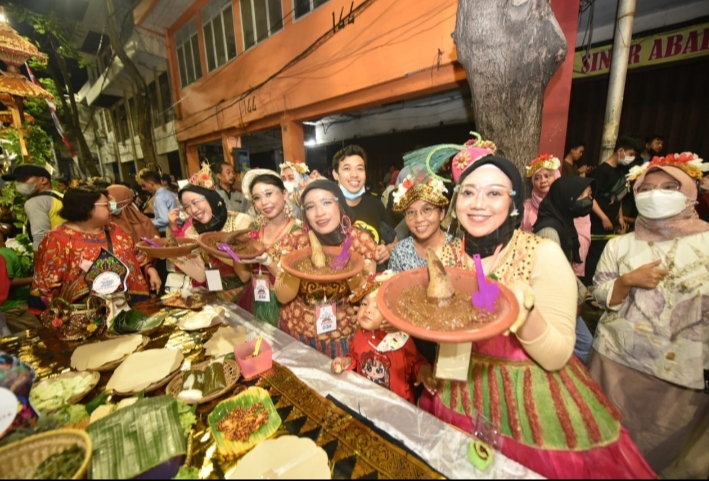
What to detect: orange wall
<box><xmin>167</xmin><ymin>0</ymin><xmax>462</xmax><ymax>144</ymax></box>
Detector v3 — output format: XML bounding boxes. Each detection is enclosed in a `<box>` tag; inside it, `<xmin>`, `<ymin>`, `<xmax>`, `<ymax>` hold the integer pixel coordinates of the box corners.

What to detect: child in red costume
<box><xmin>331</xmin><ymin>272</ymin><xmax>437</xmax><ymax>404</ymax></box>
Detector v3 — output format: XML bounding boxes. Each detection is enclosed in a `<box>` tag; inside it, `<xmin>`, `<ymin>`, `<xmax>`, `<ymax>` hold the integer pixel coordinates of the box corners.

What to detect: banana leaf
<box><xmin>208</xmin><ymin>386</ymin><xmax>281</xmax><ymax>457</ymax></box>
<box><xmin>86</xmin><ymin>396</ymin><xmax>187</xmax><ymax>479</ymax></box>
<box><xmin>111</xmin><ymin>309</ymin><xmax>168</xmax><ymax>334</ymax></box>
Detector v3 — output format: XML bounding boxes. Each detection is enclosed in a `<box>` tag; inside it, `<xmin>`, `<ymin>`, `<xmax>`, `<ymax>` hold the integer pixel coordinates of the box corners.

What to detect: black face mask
<box><xmin>570</xmin><ymin>197</ymin><xmax>593</xmax><ymax>217</ymax></box>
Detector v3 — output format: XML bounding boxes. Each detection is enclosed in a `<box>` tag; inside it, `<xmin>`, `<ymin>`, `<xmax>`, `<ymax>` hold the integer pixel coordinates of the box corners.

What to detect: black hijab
<box><xmin>300</xmin><ymin>179</ymin><xmax>355</xmax><ymax>246</ymax></box>
<box><xmin>178</xmin><ymin>185</ymin><xmax>228</xmax><ymax>234</ymax></box>
<box><xmin>457</xmin><ymin>155</ymin><xmax>525</xmax><ymax>258</ymax></box>
<box><xmin>533</xmin><ymin>177</ymin><xmax>595</xmax><ymax>263</ymax></box>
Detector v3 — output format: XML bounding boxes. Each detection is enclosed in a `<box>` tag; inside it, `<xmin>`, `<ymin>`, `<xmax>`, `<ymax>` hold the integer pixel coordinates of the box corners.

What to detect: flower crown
<box><xmin>279</xmin><ymin>161</ymin><xmax>309</xmax><ymax>175</ymax></box>
<box><xmin>526</xmin><ymin>154</ymin><xmax>561</xmax><ymax>178</ymax></box>
<box><xmin>391</xmin><ymin>175</ymin><xmax>448</xmax><ymax>212</ymax></box>
<box><xmin>188</xmin><ymin>162</ymin><xmax>216</xmax><ymax>190</ymax></box>
<box><xmin>450</xmin><ymin>134</ymin><xmax>498</xmax><ymax>183</ymax></box>
<box><xmin>626</xmin><ymin>152</ymin><xmax>707</xmax><ymax>182</ymax></box>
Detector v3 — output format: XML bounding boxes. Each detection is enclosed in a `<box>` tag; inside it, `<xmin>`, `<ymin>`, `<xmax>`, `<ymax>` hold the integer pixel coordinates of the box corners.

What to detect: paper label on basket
<box><xmin>93</xmin><ymin>271</ymin><xmax>121</xmax><ymax>294</ymax></box>
<box><xmin>205</xmin><ymin>269</ymin><xmax>223</xmax><ymax>291</ymax></box>
<box><xmin>435</xmin><ymin>342</ymin><xmax>472</xmax><ymax>381</ymax></box>
<box><xmin>316</xmin><ymin>303</ymin><xmax>337</xmax><ymax>335</ymax></box>
<box><xmin>252</xmin><ymin>275</ymin><xmax>270</xmax><ymax>302</ymax></box>
<box><xmin>376</xmin><ymin>332</ymin><xmax>409</xmax><ymax>353</ymax></box>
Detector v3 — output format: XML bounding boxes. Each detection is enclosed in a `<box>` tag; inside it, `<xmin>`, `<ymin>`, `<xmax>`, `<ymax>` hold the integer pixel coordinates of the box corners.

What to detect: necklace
<box><xmin>261</xmin><ymin>218</ymin><xmax>293</xmax><ymax>246</ymax></box>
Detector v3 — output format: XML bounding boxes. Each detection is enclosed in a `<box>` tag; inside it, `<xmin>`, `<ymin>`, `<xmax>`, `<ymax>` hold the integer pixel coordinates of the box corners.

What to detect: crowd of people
<box><xmin>0</xmin><ymin>131</ymin><xmax>707</xmax><ymax>479</ymax></box>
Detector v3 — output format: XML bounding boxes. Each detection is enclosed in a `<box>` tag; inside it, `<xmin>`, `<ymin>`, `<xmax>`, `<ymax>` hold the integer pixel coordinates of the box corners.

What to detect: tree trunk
<box><xmin>46</xmin><ymin>52</ymin><xmax>100</xmax><ymax>176</ymax></box>
<box><xmin>105</xmin><ymin>0</ymin><xmax>159</xmax><ymax>169</ymax></box>
<box><xmin>453</xmin><ymin>0</ymin><xmax>567</xmax><ymax>176</ymax></box>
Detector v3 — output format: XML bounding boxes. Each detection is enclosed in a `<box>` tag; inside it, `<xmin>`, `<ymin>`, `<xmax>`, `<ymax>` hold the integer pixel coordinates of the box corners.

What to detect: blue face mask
<box><xmin>109</xmin><ymin>201</ymin><xmax>123</xmax><ymax>216</ymax></box>
<box><xmin>339</xmin><ymin>184</ymin><xmax>365</xmax><ymax>200</ymax></box>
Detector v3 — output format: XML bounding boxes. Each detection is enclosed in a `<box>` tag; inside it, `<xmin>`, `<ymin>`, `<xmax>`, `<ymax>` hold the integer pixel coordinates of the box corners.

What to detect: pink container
<box><xmin>234</xmin><ymin>339</ymin><xmax>273</xmax><ymax>380</ymax></box>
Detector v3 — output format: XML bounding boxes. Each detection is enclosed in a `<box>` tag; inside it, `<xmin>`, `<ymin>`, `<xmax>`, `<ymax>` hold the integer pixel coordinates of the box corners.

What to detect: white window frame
<box><xmin>292</xmin><ymin>0</ymin><xmax>330</xmax><ymax>22</ymax></box>
<box><xmin>174</xmin><ymin>19</ymin><xmax>202</xmax><ymax>88</ymax></box>
<box><xmin>201</xmin><ymin>0</ymin><xmax>237</xmax><ymax>72</ymax></box>
<box><xmin>240</xmin><ymin>0</ymin><xmax>284</xmax><ymax>52</ymax></box>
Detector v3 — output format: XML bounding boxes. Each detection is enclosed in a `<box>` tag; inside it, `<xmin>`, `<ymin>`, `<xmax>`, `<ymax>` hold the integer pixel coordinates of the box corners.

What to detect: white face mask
<box><xmin>16</xmin><ymin>182</ymin><xmax>37</xmax><ymax>196</ymax></box>
<box><xmin>635</xmin><ymin>190</ymin><xmax>688</xmax><ymax>220</ymax></box>
<box><xmin>618</xmin><ymin>150</ymin><xmax>635</xmax><ymax>166</ymax></box>
<box><xmin>283</xmin><ymin>181</ymin><xmax>297</xmax><ymax>194</ymax></box>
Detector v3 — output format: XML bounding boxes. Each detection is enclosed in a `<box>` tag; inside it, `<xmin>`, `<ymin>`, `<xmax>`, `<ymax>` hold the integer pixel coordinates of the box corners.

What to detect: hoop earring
<box><xmin>340</xmin><ymin>215</ymin><xmax>352</xmax><ymax>235</ymax></box>
<box><xmin>284</xmin><ymin>202</ymin><xmax>293</xmax><ymax>219</ymax></box>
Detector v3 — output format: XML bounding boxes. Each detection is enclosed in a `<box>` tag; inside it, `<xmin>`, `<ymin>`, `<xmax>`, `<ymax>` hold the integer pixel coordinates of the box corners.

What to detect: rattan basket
<box><xmin>166</xmin><ymin>359</ymin><xmax>240</xmax><ymax>404</ymax></box>
<box><xmin>0</xmin><ymin>429</ymin><xmax>92</xmax><ymax>479</ymax></box>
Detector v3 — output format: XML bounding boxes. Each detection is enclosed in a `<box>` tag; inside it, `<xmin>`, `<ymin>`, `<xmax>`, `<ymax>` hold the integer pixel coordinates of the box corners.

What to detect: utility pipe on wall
<box><xmin>599</xmin><ymin>0</ymin><xmax>636</xmax><ymax>162</ymax></box>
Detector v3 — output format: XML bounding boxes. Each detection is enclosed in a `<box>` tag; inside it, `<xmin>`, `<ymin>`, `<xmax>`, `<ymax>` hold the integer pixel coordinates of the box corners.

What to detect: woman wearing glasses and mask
<box><xmin>31</xmin><ymin>186</ymin><xmax>161</xmax><ymax>310</ymax></box>
<box><xmin>169</xmin><ymin>165</ymin><xmax>252</xmax><ymax>301</ymax></box>
<box><xmin>417</xmin><ymin>150</ymin><xmax>653</xmax><ymax>479</ymax></box>
<box><xmin>589</xmin><ymin>153</ymin><xmax>709</xmax><ymax>479</ymax></box>
<box><xmin>275</xmin><ymin>179</ymin><xmax>377</xmax><ymax>358</ymax></box>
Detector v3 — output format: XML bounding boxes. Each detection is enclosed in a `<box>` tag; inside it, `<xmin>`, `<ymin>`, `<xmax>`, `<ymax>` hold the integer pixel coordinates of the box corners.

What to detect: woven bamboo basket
<box><xmin>0</xmin><ymin>429</ymin><xmax>92</xmax><ymax>479</ymax></box>
<box><xmin>166</xmin><ymin>359</ymin><xmax>241</xmax><ymax>404</ymax></box>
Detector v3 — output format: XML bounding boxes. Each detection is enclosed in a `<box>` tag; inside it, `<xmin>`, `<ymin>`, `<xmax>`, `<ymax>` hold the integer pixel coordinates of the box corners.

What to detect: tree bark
<box><xmin>46</xmin><ymin>49</ymin><xmax>100</xmax><ymax>176</ymax></box>
<box><xmin>453</xmin><ymin>0</ymin><xmax>567</xmax><ymax>176</ymax></box>
<box><xmin>105</xmin><ymin>0</ymin><xmax>159</xmax><ymax>169</ymax></box>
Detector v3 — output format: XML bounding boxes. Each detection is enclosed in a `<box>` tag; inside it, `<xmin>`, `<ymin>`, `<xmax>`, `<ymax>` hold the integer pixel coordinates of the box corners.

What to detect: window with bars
<box><xmin>201</xmin><ymin>0</ymin><xmax>237</xmax><ymax>71</ymax></box>
<box><xmin>293</xmin><ymin>0</ymin><xmax>329</xmax><ymax>20</ymax></box>
<box><xmin>174</xmin><ymin>18</ymin><xmax>203</xmax><ymax>88</ymax></box>
<box><xmin>240</xmin><ymin>0</ymin><xmax>283</xmax><ymax>51</ymax></box>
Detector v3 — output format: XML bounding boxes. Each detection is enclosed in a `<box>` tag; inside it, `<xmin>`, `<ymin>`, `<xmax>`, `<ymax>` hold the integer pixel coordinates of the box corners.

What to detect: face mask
<box><xmin>283</xmin><ymin>181</ymin><xmax>297</xmax><ymax>194</ymax></box>
<box><xmin>618</xmin><ymin>151</ymin><xmax>635</xmax><ymax>166</ymax></box>
<box><xmin>16</xmin><ymin>182</ymin><xmax>37</xmax><ymax>196</ymax></box>
<box><xmin>339</xmin><ymin>184</ymin><xmax>365</xmax><ymax>200</ymax></box>
<box><xmin>570</xmin><ymin>197</ymin><xmax>593</xmax><ymax>217</ymax></box>
<box><xmin>635</xmin><ymin>190</ymin><xmax>688</xmax><ymax>220</ymax></box>
<box><xmin>109</xmin><ymin>201</ymin><xmax>124</xmax><ymax>216</ymax></box>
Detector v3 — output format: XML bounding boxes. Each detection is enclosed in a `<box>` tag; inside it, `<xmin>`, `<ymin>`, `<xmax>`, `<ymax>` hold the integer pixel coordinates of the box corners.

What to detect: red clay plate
<box><xmin>376</xmin><ymin>267</ymin><xmax>519</xmax><ymax>343</ymax></box>
<box><xmin>135</xmin><ymin>237</ymin><xmax>198</xmax><ymax>259</ymax></box>
<box><xmin>197</xmin><ymin>231</ymin><xmax>266</xmax><ymax>260</ymax></box>
<box><xmin>281</xmin><ymin>246</ymin><xmax>365</xmax><ymax>283</ymax></box>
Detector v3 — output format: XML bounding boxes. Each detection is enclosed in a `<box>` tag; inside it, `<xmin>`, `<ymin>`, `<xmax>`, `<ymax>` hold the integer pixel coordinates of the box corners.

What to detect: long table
<box><xmin>0</xmin><ymin>302</ymin><xmax>542</xmax><ymax>479</ymax></box>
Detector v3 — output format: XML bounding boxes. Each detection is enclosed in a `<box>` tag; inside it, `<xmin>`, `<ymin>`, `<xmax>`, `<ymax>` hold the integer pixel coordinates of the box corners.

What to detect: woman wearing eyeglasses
<box><xmin>588</xmin><ymin>153</ymin><xmax>709</xmax><ymax>478</ymax></box>
<box><xmin>387</xmin><ymin>177</ymin><xmax>451</xmax><ymax>273</ymax></box>
<box><xmin>31</xmin><ymin>186</ymin><xmax>161</xmax><ymax>310</ymax></box>
<box><xmin>275</xmin><ymin>179</ymin><xmax>376</xmax><ymax>358</ymax></box>
<box><xmin>417</xmin><ymin>152</ymin><xmax>653</xmax><ymax>479</ymax></box>
<box><xmin>169</xmin><ymin>165</ymin><xmax>252</xmax><ymax>301</ymax></box>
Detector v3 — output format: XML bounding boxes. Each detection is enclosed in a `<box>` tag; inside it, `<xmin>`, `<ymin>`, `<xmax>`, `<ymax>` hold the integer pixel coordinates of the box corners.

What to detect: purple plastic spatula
<box><xmin>472</xmin><ymin>254</ymin><xmax>500</xmax><ymax>311</ymax></box>
<box><xmin>141</xmin><ymin>237</ymin><xmax>162</xmax><ymax>247</ymax></box>
<box><xmin>330</xmin><ymin>235</ymin><xmax>354</xmax><ymax>270</ymax></box>
<box><xmin>217</xmin><ymin>243</ymin><xmax>242</xmax><ymax>264</ymax></box>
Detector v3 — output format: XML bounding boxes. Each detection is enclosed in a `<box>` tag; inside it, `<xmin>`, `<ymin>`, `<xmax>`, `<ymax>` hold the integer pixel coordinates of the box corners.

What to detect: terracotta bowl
<box><xmin>281</xmin><ymin>246</ymin><xmax>365</xmax><ymax>283</ymax></box>
<box><xmin>376</xmin><ymin>267</ymin><xmax>520</xmax><ymax>343</ymax></box>
<box><xmin>135</xmin><ymin>237</ymin><xmax>198</xmax><ymax>259</ymax></box>
<box><xmin>197</xmin><ymin>231</ymin><xmax>266</xmax><ymax>260</ymax></box>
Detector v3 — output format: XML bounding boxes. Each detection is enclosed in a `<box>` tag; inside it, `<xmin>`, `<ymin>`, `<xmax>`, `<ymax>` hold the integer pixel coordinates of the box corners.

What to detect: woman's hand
<box><xmin>507</xmin><ymin>281</ymin><xmax>535</xmax><ymax>335</ymax></box>
<box><xmin>240</xmin><ymin>252</ymin><xmax>272</xmax><ymax>267</ymax></box>
<box><xmin>173</xmin><ymin>253</ymin><xmax>207</xmax><ymax>284</ymax></box>
<box><xmin>168</xmin><ymin>209</ymin><xmax>181</xmax><ymax>233</ymax></box>
<box><xmin>601</xmin><ymin>214</ymin><xmax>614</xmax><ymax>231</ymax></box>
<box><xmin>415</xmin><ymin>364</ymin><xmax>438</xmax><ymax>394</ymax></box>
<box><xmin>375</xmin><ymin>244</ymin><xmax>391</xmax><ymax>264</ymax></box>
<box><xmin>620</xmin><ymin>259</ymin><xmax>669</xmax><ymax>290</ymax></box>
<box><xmin>331</xmin><ymin>356</ymin><xmax>352</xmax><ymax>374</ymax></box>
<box><xmin>146</xmin><ymin>267</ymin><xmax>162</xmax><ymax>292</ymax></box>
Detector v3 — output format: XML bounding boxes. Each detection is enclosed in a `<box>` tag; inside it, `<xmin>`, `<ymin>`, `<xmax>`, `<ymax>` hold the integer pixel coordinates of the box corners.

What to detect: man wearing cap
<box><xmin>2</xmin><ymin>165</ymin><xmax>65</xmax><ymax>251</ymax></box>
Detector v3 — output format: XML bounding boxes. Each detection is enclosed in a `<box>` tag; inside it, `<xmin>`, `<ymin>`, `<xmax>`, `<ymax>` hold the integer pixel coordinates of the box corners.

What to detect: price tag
<box><xmin>252</xmin><ymin>275</ymin><xmax>270</xmax><ymax>302</ymax></box>
<box><xmin>92</xmin><ymin>272</ymin><xmax>121</xmax><ymax>295</ymax></box>
<box><xmin>205</xmin><ymin>269</ymin><xmax>223</xmax><ymax>291</ymax></box>
<box><xmin>315</xmin><ymin>303</ymin><xmax>337</xmax><ymax>335</ymax></box>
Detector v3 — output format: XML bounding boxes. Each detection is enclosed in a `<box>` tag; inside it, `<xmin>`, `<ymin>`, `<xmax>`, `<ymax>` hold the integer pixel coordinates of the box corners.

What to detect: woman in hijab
<box><xmin>521</xmin><ymin>154</ymin><xmax>592</xmax><ymax>278</ymax></box>
<box><xmin>170</xmin><ymin>164</ymin><xmax>252</xmax><ymax>301</ymax></box>
<box><xmin>532</xmin><ymin>177</ymin><xmax>596</xmax><ymax>363</ymax></box>
<box><xmin>275</xmin><ymin>179</ymin><xmax>376</xmax><ymax>358</ymax></box>
<box><xmin>418</xmin><ymin>150</ymin><xmax>653</xmax><ymax>479</ymax></box>
<box><xmin>106</xmin><ymin>184</ymin><xmax>159</xmax><ymax>244</ymax></box>
<box><xmin>589</xmin><ymin>153</ymin><xmax>709</xmax><ymax>479</ymax></box>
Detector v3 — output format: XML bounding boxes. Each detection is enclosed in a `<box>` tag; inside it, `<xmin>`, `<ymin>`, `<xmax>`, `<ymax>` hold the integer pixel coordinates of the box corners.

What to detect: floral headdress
<box><xmin>391</xmin><ymin>175</ymin><xmax>448</xmax><ymax>213</ymax></box>
<box><xmin>279</xmin><ymin>161</ymin><xmax>309</xmax><ymax>175</ymax></box>
<box><xmin>525</xmin><ymin>154</ymin><xmax>561</xmax><ymax>178</ymax></box>
<box><xmin>626</xmin><ymin>152</ymin><xmax>707</xmax><ymax>183</ymax></box>
<box><xmin>450</xmin><ymin>135</ymin><xmax>498</xmax><ymax>183</ymax></box>
<box><xmin>349</xmin><ymin>270</ymin><xmax>395</xmax><ymax>304</ymax></box>
<box><xmin>188</xmin><ymin>162</ymin><xmax>216</xmax><ymax>190</ymax></box>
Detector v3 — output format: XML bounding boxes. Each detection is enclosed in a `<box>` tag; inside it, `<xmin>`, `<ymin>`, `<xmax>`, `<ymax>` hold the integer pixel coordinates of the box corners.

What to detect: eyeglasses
<box><xmin>181</xmin><ymin>196</ymin><xmax>207</xmax><ymax>212</ymax></box>
<box><xmin>303</xmin><ymin>197</ymin><xmax>338</xmax><ymax>211</ymax></box>
<box><xmin>94</xmin><ymin>202</ymin><xmax>111</xmax><ymax>208</ymax></box>
<box><xmin>405</xmin><ymin>205</ymin><xmax>439</xmax><ymax>219</ymax></box>
<box><xmin>636</xmin><ymin>182</ymin><xmax>681</xmax><ymax>194</ymax></box>
<box><xmin>458</xmin><ymin>184</ymin><xmax>515</xmax><ymax>200</ymax></box>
